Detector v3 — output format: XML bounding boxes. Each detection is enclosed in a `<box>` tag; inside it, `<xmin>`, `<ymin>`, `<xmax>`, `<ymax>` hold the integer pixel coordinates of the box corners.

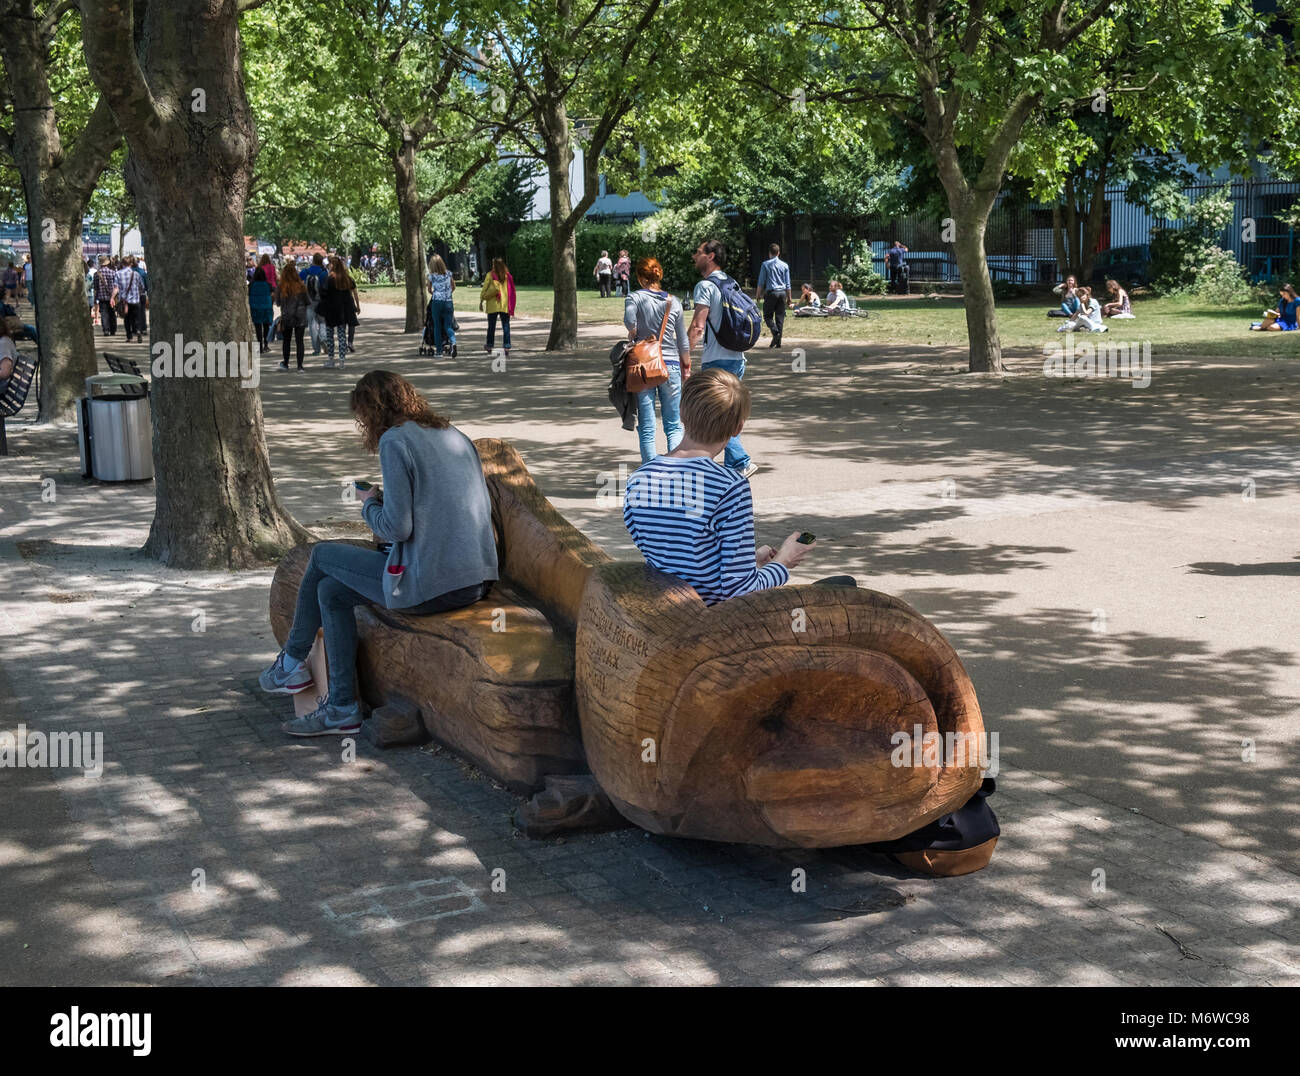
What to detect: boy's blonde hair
<box><xmin>680</xmin><ymin>368</ymin><xmax>750</xmax><ymax>444</ymax></box>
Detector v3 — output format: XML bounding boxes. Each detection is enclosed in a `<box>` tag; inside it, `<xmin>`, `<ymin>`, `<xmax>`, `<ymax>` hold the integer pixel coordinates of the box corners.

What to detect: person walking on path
<box><xmin>113</xmin><ymin>255</ymin><xmax>148</xmax><ymax>342</ymax></box>
<box><xmin>248</xmin><ymin>265</ymin><xmax>274</xmax><ymax>353</ymax></box>
<box><xmin>625</xmin><ymin>256</ymin><xmax>689</xmax><ymax>463</ymax></box>
<box><xmin>688</xmin><ymin>238</ymin><xmax>757</xmax><ymax>480</ymax></box>
<box><xmin>258</xmin><ymin>253</ymin><xmax>278</xmax><ymax>291</ymax></box>
<box><xmin>755</xmin><ymin>243</ymin><xmax>792</xmax><ymax>348</ymax></box>
<box><xmin>427</xmin><ymin>254</ymin><xmax>457</xmax><ymax>357</ymax></box>
<box><xmin>302</xmin><ymin>253</ymin><xmax>328</xmax><ymax>355</ymax></box>
<box><xmin>595</xmin><ymin>250</ymin><xmax>614</xmax><ymax>298</ymax></box>
<box><xmin>320</xmin><ymin>255</ymin><xmax>360</xmax><ymax>367</ymax></box>
<box><xmin>886</xmin><ymin>239</ymin><xmax>908</xmax><ymax>294</ymax></box>
<box><xmin>2</xmin><ymin>262</ymin><xmax>17</xmax><ymax>303</ymax></box>
<box><xmin>480</xmin><ymin>257</ymin><xmax>515</xmax><ymax>355</ymax></box>
<box><xmin>20</xmin><ymin>254</ymin><xmax>32</xmax><ymax>301</ymax></box>
<box><xmin>614</xmin><ymin>250</ymin><xmax>631</xmax><ymax>297</ymax></box>
<box><xmin>94</xmin><ymin>256</ymin><xmax>117</xmax><ymax>335</ymax></box>
<box><xmin>259</xmin><ymin>370</ymin><xmax>498</xmax><ymax>735</ymax></box>
<box><xmin>274</xmin><ymin>262</ymin><xmax>309</xmax><ymax>370</ymax></box>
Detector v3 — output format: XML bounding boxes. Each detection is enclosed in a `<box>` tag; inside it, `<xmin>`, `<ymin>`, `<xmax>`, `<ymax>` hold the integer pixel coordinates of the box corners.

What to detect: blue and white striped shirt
<box><xmin>623</xmin><ymin>456</ymin><xmax>789</xmax><ymax>605</ymax></box>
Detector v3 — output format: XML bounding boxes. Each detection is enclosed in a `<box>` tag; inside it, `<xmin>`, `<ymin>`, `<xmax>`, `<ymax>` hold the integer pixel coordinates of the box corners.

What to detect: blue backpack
<box><xmin>707</xmin><ymin>273</ymin><xmax>762</xmax><ymax>352</ymax></box>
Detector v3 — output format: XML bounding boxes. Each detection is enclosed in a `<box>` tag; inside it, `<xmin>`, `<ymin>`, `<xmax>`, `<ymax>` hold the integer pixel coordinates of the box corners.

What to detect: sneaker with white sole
<box><xmin>281</xmin><ymin>698</ymin><xmax>362</xmax><ymax>737</ymax></box>
<box><xmin>258</xmin><ymin>650</ymin><xmax>314</xmax><ymax>695</ymax></box>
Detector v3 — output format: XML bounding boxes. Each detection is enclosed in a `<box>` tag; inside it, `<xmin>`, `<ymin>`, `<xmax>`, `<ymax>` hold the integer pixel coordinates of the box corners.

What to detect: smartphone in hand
<box><xmin>797</xmin><ymin>531</ymin><xmax>816</xmax><ymax>545</ymax></box>
<box><xmin>354</xmin><ymin>479</ymin><xmax>372</xmax><ymax>491</ymax></box>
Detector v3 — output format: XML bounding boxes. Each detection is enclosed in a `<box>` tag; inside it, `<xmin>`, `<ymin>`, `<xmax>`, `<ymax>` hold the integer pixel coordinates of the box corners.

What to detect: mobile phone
<box><xmin>354</xmin><ymin>479</ymin><xmax>372</xmax><ymax>490</ymax></box>
<box><xmin>797</xmin><ymin>531</ymin><xmax>816</xmax><ymax>545</ymax></box>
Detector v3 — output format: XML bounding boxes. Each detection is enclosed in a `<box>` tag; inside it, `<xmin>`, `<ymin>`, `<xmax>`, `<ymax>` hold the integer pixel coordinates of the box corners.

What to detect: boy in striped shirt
<box><xmin>623</xmin><ymin>368</ymin><xmax>813</xmax><ymax>605</ymax></box>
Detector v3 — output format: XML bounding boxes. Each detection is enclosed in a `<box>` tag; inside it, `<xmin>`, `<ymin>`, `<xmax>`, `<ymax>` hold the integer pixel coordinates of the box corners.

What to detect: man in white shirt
<box><xmin>825</xmin><ymin>281</ymin><xmax>850</xmax><ymax>311</ymax></box>
<box><xmin>687</xmin><ymin>238</ymin><xmax>757</xmax><ymax>479</ymax></box>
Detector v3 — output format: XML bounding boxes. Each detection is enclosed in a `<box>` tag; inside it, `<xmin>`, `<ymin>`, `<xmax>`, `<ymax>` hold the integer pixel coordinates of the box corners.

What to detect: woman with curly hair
<box><xmin>259</xmin><ymin>370</ymin><xmax>499</xmax><ymax>736</ymax></box>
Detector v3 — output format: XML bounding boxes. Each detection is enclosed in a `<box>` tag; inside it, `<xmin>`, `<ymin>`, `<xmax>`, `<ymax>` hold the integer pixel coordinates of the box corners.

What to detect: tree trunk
<box><xmin>0</xmin><ymin>10</ymin><xmax>119</xmax><ymax>421</ymax></box>
<box><xmin>29</xmin><ymin>208</ymin><xmax>98</xmax><ymax>419</ymax></box>
<box><xmin>952</xmin><ymin>207</ymin><xmax>1003</xmax><ymax>374</ymax></box>
<box><xmin>394</xmin><ymin>140</ymin><xmax>428</xmax><ymax>332</ymax></box>
<box><xmin>543</xmin><ymin>99</ymin><xmax>579</xmax><ymax>351</ymax></box>
<box><xmin>83</xmin><ymin>0</ymin><xmax>309</xmax><ymax>568</ymax></box>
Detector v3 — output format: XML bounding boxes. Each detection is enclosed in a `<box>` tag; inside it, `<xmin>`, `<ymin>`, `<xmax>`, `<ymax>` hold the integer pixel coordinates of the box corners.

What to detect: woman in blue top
<box><xmin>624</xmin><ymin>256</ymin><xmax>690</xmax><ymax>463</ymax></box>
<box><xmin>1254</xmin><ymin>284</ymin><xmax>1300</xmax><ymax>331</ymax></box>
<box><xmin>248</xmin><ymin>266</ymin><xmax>274</xmax><ymax>353</ymax></box>
<box><xmin>427</xmin><ymin>254</ymin><xmax>457</xmax><ymax>357</ymax></box>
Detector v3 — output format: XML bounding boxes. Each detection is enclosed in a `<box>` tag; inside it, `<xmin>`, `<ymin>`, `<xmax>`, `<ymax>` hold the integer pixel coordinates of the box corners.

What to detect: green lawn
<box><xmin>361</xmin><ymin>282</ymin><xmax>1300</xmax><ymax>359</ymax></box>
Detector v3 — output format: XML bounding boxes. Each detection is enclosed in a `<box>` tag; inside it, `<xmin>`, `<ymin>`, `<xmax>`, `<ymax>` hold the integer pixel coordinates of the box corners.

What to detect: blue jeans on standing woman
<box><xmin>284</xmin><ymin>542</ymin><xmax>486</xmax><ymax>706</ymax></box>
<box><xmin>700</xmin><ymin>357</ymin><xmax>752</xmax><ymax>472</ymax></box>
<box><xmin>637</xmin><ymin>362</ymin><xmax>684</xmax><ymax>463</ymax></box>
<box><xmin>431</xmin><ymin>299</ymin><xmax>456</xmax><ymax>353</ymax></box>
<box><xmin>486</xmin><ymin>312</ymin><xmax>511</xmax><ymax>351</ymax></box>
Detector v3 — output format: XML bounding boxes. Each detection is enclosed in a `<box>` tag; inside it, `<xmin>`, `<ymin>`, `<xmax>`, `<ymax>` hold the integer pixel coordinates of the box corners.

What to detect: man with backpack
<box><xmin>687</xmin><ymin>238</ymin><xmax>762</xmax><ymax>479</ymax></box>
<box><xmin>302</xmin><ymin>253</ymin><xmax>328</xmax><ymax>356</ymax></box>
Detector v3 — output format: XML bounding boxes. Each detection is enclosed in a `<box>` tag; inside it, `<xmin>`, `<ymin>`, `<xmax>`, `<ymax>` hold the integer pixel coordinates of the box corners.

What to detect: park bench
<box><xmin>1</xmin><ymin>351</ymin><xmax>37</xmax><ymax>456</ymax></box>
<box><xmin>102</xmin><ymin>351</ymin><xmax>148</xmax><ymax>396</ymax></box>
<box><xmin>269</xmin><ymin>438</ymin><xmax>608</xmax><ymax>792</ymax></box>
<box><xmin>269</xmin><ymin>438</ymin><xmax>988</xmax><ymax>852</ymax></box>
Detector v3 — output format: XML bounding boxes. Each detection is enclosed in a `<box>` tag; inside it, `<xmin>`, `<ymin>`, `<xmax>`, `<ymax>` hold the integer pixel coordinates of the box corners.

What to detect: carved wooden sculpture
<box><xmin>269</xmin><ymin>436</ymin><xmax>989</xmax><ymax>855</ymax></box>
<box><xmin>574</xmin><ymin>563</ymin><xmax>986</xmax><ymax>848</ymax></box>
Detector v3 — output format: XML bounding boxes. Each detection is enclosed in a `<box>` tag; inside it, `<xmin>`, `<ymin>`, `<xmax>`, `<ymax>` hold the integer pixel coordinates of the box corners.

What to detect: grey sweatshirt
<box><xmin>361</xmin><ymin>422</ymin><xmax>499</xmax><ymax>608</ymax></box>
<box><xmin>624</xmin><ymin>288</ymin><xmax>688</xmax><ymax>365</ymax></box>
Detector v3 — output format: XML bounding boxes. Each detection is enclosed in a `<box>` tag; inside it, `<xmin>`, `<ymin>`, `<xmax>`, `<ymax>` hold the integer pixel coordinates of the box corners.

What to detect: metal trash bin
<box><xmin>77</xmin><ymin>373</ymin><xmax>153</xmax><ymax>481</ymax></box>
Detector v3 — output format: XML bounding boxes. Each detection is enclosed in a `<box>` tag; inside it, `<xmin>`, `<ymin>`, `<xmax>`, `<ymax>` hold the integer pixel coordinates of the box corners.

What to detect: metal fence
<box><xmin>863</xmin><ymin>178</ymin><xmax>1300</xmax><ymax>285</ymax></box>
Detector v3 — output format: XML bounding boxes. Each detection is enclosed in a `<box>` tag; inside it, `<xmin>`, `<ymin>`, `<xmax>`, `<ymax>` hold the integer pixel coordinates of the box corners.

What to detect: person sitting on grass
<box><xmin>1251</xmin><ymin>283</ymin><xmax>1299</xmax><ymax>331</ymax></box>
<box><xmin>259</xmin><ymin>370</ymin><xmax>499</xmax><ymax>736</ymax></box>
<box><xmin>825</xmin><ymin>280</ymin><xmax>850</xmax><ymax>312</ymax></box>
<box><xmin>792</xmin><ymin>282</ymin><xmax>823</xmax><ymax>316</ymax></box>
<box><xmin>623</xmin><ymin>367</ymin><xmax>814</xmax><ymax>605</ymax></box>
<box><xmin>1101</xmin><ymin>278</ymin><xmax>1133</xmax><ymax>318</ymax></box>
<box><xmin>1050</xmin><ymin>274</ymin><xmax>1081</xmax><ymax>318</ymax></box>
<box><xmin>1057</xmin><ymin>285</ymin><xmax>1107</xmax><ymax>333</ymax></box>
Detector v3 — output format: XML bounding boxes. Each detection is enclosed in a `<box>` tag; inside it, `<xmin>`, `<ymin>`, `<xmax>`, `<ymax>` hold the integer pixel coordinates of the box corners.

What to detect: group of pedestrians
<box><xmin>423</xmin><ymin>254</ymin><xmax>517</xmax><ymax>358</ymax></box>
<box><xmin>594</xmin><ymin>250</ymin><xmax>631</xmax><ymax>298</ymax></box>
<box><xmin>89</xmin><ymin>254</ymin><xmax>149</xmax><ymax>341</ymax></box>
<box><xmin>622</xmin><ymin>238</ymin><xmax>759</xmax><ymax>480</ymax></box>
<box><xmin>252</xmin><ymin>252</ymin><xmax>360</xmax><ymax>369</ymax></box>
<box><xmin>2</xmin><ymin>255</ymin><xmax>32</xmax><ymax>302</ymax></box>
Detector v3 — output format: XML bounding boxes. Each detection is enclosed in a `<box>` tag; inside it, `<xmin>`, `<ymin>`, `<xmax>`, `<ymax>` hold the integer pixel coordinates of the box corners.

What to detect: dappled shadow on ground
<box><xmin>2</xmin><ymin>536</ymin><xmax>1297</xmax><ymax>986</ymax></box>
<box><xmin>3</xmin><ymin>303</ymin><xmax>1300</xmax><ymax>986</ymax></box>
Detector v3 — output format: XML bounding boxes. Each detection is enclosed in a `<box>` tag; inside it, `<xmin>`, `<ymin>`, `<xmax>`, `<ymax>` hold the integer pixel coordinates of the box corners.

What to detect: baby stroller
<box><xmin>418</xmin><ymin>300</ymin><xmax>438</xmax><ymax>356</ymax></box>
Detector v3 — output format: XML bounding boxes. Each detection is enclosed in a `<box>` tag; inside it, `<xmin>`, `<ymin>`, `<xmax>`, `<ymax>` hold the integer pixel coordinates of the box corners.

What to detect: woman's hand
<box><xmin>360</xmin><ymin>486</ymin><xmax>379</xmax><ymax>504</ymax></box>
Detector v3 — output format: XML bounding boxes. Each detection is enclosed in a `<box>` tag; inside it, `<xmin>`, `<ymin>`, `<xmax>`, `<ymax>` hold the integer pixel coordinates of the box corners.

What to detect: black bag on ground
<box><xmin>866</xmin><ymin>777</ymin><xmax>999</xmax><ymax>876</ymax></box>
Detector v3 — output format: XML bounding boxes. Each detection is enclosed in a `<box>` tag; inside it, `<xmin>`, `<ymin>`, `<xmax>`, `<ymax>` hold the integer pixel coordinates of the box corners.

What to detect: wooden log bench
<box><xmin>270</xmin><ymin>437</ymin><xmax>990</xmax><ymax>854</ymax></box>
<box><xmin>575</xmin><ymin>564</ymin><xmax>988</xmax><ymax>849</ymax></box>
<box><xmin>268</xmin><ymin>438</ymin><xmax>610</xmax><ymax>793</ymax></box>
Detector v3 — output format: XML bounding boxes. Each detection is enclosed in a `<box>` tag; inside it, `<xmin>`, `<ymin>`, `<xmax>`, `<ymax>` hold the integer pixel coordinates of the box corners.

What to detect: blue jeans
<box><xmin>637</xmin><ymin>363</ymin><xmax>684</xmax><ymax>462</ymax></box>
<box><xmin>701</xmin><ymin>357</ymin><xmax>752</xmax><ymax>471</ymax></box>
<box><xmin>284</xmin><ymin>542</ymin><xmax>486</xmax><ymax>706</ymax></box>
<box><xmin>1060</xmin><ymin>297</ymin><xmax>1080</xmax><ymax>317</ymax></box>
<box><xmin>487</xmin><ymin>312</ymin><xmax>511</xmax><ymax>350</ymax></box>
<box><xmin>431</xmin><ymin>299</ymin><xmax>456</xmax><ymax>352</ymax></box>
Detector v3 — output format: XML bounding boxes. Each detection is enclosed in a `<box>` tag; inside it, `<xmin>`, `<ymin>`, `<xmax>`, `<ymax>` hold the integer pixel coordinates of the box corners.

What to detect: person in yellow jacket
<box><xmin>479</xmin><ymin>257</ymin><xmax>516</xmax><ymax>355</ymax></box>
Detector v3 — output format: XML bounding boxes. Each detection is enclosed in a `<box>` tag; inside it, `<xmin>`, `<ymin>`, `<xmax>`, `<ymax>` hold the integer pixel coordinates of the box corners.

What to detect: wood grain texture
<box><xmin>575</xmin><ymin>562</ymin><xmax>987</xmax><ymax>848</ymax></box>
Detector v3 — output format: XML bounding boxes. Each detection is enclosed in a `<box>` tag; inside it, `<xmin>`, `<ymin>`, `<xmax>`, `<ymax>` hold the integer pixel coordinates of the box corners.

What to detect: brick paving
<box><xmin>2</xmin><ymin>301</ymin><xmax>1298</xmax><ymax>985</ymax></box>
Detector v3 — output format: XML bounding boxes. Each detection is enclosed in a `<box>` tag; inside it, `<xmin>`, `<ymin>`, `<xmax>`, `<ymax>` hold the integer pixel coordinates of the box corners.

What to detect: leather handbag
<box><xmin>625</xmin><ymin>294</ymin><xmax>672</xmax><ymax>394</ymax></box>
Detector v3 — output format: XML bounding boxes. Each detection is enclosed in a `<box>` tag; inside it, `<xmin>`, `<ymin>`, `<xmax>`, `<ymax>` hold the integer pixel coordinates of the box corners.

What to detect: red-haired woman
<box><xmin>479</xmin><ymin>257</ymin><xmax>515</xmax><ymax>355</ymax></box>
<box><xmin>260</xmin><ymin>370</ymin><xmax>499</xmax><ymax>735</ymax></box>
<box><xmin>624</xmin><ymin>256</ymin><xmax>688</xmax><ymax>462</ymax></box>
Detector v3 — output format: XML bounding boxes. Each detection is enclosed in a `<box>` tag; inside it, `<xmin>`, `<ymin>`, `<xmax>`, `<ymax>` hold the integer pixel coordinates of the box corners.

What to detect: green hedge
<box><xmin>505</xmin><ymin>202</ymin><xmax>745</xmax><ymax>291</ymax></box>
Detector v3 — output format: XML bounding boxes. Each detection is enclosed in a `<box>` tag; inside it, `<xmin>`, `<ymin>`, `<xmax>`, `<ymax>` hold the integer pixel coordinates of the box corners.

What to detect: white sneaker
<box><xmin>323</xmin><ymin>359</ymin><xmax>336</xmax><ymax>368</ymax></box>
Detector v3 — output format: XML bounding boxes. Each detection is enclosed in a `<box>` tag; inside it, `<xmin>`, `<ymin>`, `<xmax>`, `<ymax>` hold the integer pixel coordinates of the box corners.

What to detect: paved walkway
<box><xmin>1</xmin><ymin>300</ymin><xmax>1297</xmax><ymax>984</ymax></box>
